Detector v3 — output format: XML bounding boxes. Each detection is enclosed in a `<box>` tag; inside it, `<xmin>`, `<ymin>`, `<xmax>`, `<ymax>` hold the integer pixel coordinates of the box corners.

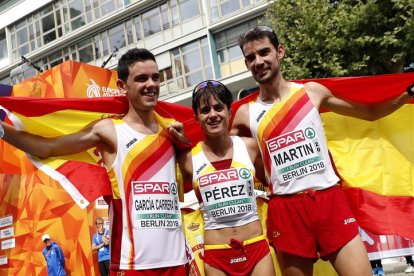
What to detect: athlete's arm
<box><xmin>230</xmin><ymin>104</ymin><xmax>252</xmax><ymax>137</ymax></box>
<box><xmin>177</xmin><ymin>150</ymin><xmax>193</xmax><ymax>193</ymax></box>
<box><xmin>1</xmin><ymin>118</ymin><xmax>114</xmax><ymax>158</ymax></box>
<box><xmin>305</xmin><ymin>81</ymin><xmax>412</xmax><ymax>121</ymax></box>
<box><xmin>242</xmin><ymin>137</ymin><xmax>267</xmax><ymax>187</ymax></box>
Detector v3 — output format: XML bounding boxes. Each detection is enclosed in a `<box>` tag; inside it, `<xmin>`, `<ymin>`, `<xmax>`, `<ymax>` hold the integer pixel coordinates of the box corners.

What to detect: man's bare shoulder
<box><xmin>303</xmin><ymin>81</ymin><xmax>333</xmax><ymax>110</ymax></box>
<box><xmin>90</xmin><ymin>117</ymin><xmax>118</xmax><ymax>141</ymax></box>
<box><xmin>93</xmin><ymin>117</ymin><xmax>115</xmax><ymax>129</ymax></box>
<box><xmin>231</xmin><ymin>104</ymin><xmax>251</xmax><ymax>136</ymax></box>
<box><xmin>303</xmin><ymin>81</ymin><xmax>331</xmax><ymax>96</ymax></box>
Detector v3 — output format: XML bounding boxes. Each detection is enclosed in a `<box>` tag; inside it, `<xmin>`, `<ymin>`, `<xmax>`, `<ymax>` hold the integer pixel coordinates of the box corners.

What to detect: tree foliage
<box><xmin>264</xmin><ymin>0</ymin><xmax>414</xmax><ymax>79</ymax></box>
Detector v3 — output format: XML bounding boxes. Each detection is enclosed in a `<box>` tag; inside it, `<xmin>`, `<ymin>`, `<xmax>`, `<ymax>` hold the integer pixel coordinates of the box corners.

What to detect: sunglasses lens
<box><xmin>244</xmin><ymin>25</ymin><xmax>274</xmax><ymax>37</ymax></box>
<box><xmin>193</xmin><ymin>81</ymin><xmax>221</xmax><ymax>95</ymax></box>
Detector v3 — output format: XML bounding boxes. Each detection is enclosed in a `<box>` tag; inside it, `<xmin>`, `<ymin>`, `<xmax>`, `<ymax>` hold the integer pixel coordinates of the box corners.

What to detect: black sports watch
<box><xmin>406</xmin><ymin>83</ymin><xmax>414</xmax><ymax>98</ymax></box>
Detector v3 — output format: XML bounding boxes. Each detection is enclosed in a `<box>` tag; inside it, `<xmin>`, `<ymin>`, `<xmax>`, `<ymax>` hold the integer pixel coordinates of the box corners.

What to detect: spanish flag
<box><xmin>232</xmin><ymin>72</ymin><xmax>414</xmax><ymax>239</ymax></box>
<box><xmin>1</xmin><ymin>72</ymin><xmax>414</xmax><ymax>239</ymax></box>
<box><xmin>0</xmin><ymin>96</ymin><xmax>196</xmax><ymax>208</ymax></box>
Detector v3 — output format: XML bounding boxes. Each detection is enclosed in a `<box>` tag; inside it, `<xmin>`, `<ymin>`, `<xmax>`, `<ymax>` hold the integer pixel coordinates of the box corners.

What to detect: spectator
<box><xmin>42</xmin><ymin>234</ymin><xmax>66</xmax><ymax>276</ymax></box>
<box><xmin>92</xmin><ymin>217</ymin><xmax>110</xmax><ymax>276</ymax></box>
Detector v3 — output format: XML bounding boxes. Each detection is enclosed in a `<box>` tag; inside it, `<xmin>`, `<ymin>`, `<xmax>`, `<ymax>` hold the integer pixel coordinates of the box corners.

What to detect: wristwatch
<box><xmin>0</xmin><ymin>124</ymin><xmax>4</xmax><ymax>139</ymax></box>
<box><xmin>406</xmin><ymin>83</ymin><xmax>414</xmax><ymax>98</ymax></box>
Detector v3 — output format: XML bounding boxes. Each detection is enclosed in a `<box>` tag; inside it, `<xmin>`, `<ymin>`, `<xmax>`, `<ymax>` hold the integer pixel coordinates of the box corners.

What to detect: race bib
<box><xmin>132</xmin><ymin>181</ymin><xmax>181</xmax><ymax>229</ymax></box>
<box><xmin>198</xmin><ymin>168</ymin><xmax>254</xmax><ymax>219</ymax></box>
<box><xmin>266</xmin><ymin>128</ymin><xmax>326</xmax><ymax>183</ymax></box>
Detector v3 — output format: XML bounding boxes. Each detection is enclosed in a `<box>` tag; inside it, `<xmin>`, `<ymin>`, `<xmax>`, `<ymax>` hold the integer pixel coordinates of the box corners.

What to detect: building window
<box><xmin>108</xmin><ymin>24</ymin><xmax>126</xmax><ymax>50</ymax></box>
<box><xmin>100</xmin><ymin>0</ymin><xmax>122</xmax><ymax>17</ymax></box>
<box><xmin>0</xmin><ymin>32</ymin><xmax>7</xmax><ymax>60</ymax></box>
<box><xmin>221</xmin><ymin>0</ymin><xmax>240</xmax><ymax>17</ymax></box>
<box><xmin>6</xmin><ymin>0</ymin><xmax>207</xmax><ymax>86</ymax></box>
<box><xmin>66</xmin><ymin>0</ymin><xmax>86</xmax><ymax>32</ymax></box>
<box><xmin>41</xmin><ymin>50</ymin><xmax>65</xmax><ymax>70</ymax></box>
<box><xmin>126</xmin><ymin>20</ymin><xmax>134</xmax><ymax>45</ymax></box>
<box><xmin>178</xmin><ymin>0</ymin><xmax>200</xmax><ymax>22</ymax></box>
<box><xmin>142</xmin><ymin>8</ymin><xmax>161</xmax><ymax>37</ymax></box>
<box><xmin>208</xmin><ymin>0</ymin><xmax>265</xmax><ymax>22</ymax></box>
<box><xmin>169</xmin><ymin>0</ymin><xmax>180</xmax><ymax>26</ymax></box>
<box><xmin>77</xmin><ymin>37</ymin><xmax>94</xmax><ymax>63</ymax></box>
<box><xmin>161</xmin><ymin>3</ymin><xmax>170</xmax><ymax>30</ymax></box>
<box><xmin>160</xmin><ymin>38</ymin><xmax>213</xmax><ymax>97</ymax></box>
<box><xmin>133</xmin><ymin>15</ymin><xmax>143</xmax><ymax>41</ymax></box>
<box><xmin>8</xmin><ymin>0</ymin><xmax>123</xmax><ymax>62</ymax></box>
<box><xmin>215</xmin><ymin>18</ymin><xmax>260</xmax><ymax>77</ymax></box>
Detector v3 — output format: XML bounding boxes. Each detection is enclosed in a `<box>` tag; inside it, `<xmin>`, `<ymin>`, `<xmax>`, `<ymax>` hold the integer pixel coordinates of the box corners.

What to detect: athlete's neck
<box><xmin>259</xmin><ymin>77</ymin><xmax>291</xmax><ymax>103</ymax></box>
<box><xmin>203</xmin><ymin>136</ymin><xmax>233</xmax><ymax>162</ymax></box>
<box><xmin>123</xmin><ymin>109</ymin><xmax>159</xmax><ymax>134</ymax></box>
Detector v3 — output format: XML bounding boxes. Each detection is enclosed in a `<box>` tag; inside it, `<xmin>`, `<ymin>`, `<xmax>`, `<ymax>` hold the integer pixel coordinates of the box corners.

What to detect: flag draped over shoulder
<box><xmin>315</xmin><ymin>73</ymin><xmax>414</xmax><ymax>240</ymax></box>
<box><xmin>0</xmin><ymin>96</ymin><xmax>197</xmax><ymax>208</ymax></box>
<box><xmin>0</xmin><ymin>72</ymin><xmax>413</xmax><ymax>238</ymax></box>
<box><xmin>232</xmin><ymin>72</ymin><xmax>414</xmax><ymax>239</ymax></box>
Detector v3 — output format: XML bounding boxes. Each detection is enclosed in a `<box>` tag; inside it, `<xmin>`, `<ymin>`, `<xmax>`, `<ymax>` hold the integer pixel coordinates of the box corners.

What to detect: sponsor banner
<box><xmin>0</xmin><ymin>216</ymin><xmax>12</xmax><ymax>229</ymax></box>
<box><xmin>1</xmin><ymin>238</ymin><xmax>15</xmax><ymax>250</ymax></box>
<box><xmin>0</xmin><ymin>227</ymin><xmax>14</xmax><ymax>239</ymax></box>
<box><xmin>360</xmin><ymin>228</ymin><xmax>414</xmax><ymax>260</ymax></box>
<box><xmin>0</xmin><ymin>256</ymin><xmax>7</xmax><ymax>266</ymax></box>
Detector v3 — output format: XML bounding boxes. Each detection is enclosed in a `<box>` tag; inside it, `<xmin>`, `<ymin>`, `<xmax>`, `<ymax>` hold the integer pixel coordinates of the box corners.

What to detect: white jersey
<box><xmin>191</xmin><ymin>136</ymin><xmax>259</xmax><ymax>230</ymax></box>
<box><xmin>108</xmin><ymin>118</ymin><xmax>187</xmax><ymax>270</ymax></box>
<box><xmin>249</xmin><ymin>82</ymin><xmax>340</xmax><ymax>195</ymax></box>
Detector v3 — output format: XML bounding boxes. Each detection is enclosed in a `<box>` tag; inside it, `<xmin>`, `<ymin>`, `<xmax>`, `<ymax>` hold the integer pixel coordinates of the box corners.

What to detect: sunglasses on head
<box><xmin>243</xmin><ymin>25</ymin><xmax>275</xmax><ymax>37</ymax></box>
<box><xmin>193</xmin><ymin>80</ymin><xmax>223</xmax><ymax>96</ymax></box>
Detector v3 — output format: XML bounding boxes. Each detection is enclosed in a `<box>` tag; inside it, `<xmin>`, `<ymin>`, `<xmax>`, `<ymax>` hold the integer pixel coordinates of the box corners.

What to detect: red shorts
<box><xmin>203</xmin><ymin>235</ymin><xmax>270</xmax><ymax>276</ymax></box>
<box><xmin>267</xmin><ymin>185</ymin><xmax>358</xmax><ymax>259</ymax></box>
<box><xmin>110</xmin><ymin>264</ymin><xmax>187</xmax><ymax>276</ymax></box>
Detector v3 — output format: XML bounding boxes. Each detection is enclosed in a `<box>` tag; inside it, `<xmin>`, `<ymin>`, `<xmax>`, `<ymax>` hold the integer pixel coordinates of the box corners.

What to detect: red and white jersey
<box><xmin>191</xmin><ymin>136</ymin><xmax>259</xmax><ymax>230</ymax></box>
<box><xmin>107</xmin><ymin>118</ymin><xmax>187</xmax><ymax>270</ymax></box>
<box><xmin>249</xmin><ymin>83</ymin><xmax>339</xmax><ymax>195</ymax></box>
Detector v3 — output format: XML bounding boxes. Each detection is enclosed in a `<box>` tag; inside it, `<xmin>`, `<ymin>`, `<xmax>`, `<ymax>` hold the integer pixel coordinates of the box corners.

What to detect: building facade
<box><xmin>0</xmin><ymin>0</ymin><xmax>270</xmax><ymax>104</ymax></box>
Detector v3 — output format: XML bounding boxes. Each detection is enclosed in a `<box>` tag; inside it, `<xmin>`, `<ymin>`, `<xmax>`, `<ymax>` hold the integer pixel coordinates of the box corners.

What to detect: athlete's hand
<box><xmin>168</xmin><ymin>121</ymin><xmax>190</xmax><ymax>145</ymax></box>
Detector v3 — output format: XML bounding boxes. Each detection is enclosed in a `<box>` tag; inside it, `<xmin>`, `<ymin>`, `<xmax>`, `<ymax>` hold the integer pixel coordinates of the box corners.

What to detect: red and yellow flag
<box><xmin>233</xmin><ymin>72</ymin><xmax>414</xmax><ymax>239</ymax></box>
<box><xmin>1</xmin><ymin>69</ymin><xmax>413</xmax><ymax>240</ymax></box>
<box><xmin>0</xmin><ymin>96</ymin><xmax>195</xmax><ymax>208</ymax></box>
<box><xmin>313</xmin><ymin>73</ymin><xmax>414</xmax><ymax>240</ymax></box>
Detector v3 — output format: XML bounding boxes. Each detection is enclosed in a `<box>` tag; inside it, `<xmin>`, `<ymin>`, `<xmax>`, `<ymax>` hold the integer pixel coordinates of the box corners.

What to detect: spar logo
<box><xmin>267</xmin><ymin>129</ymin><xmax>308</xmax><ymax>152</ymax></box>
<box><xmin>198</xmin><ymin>168</ymin><xmax>239</xmax><ymax>187</ymax></box>
<box><xmin>239</xmin><ymin>168</ymin><xmax>251</xmax><ymax>179</ymax></box>
<box><xmin>132</xmin><ymin>181</ymin><xmax>177</xmax><ymax>195</ymax></box>
<box><xmin>86</xmin><ymin>79</ymin><xmax>124</xmax><ymax>98</ymax></box>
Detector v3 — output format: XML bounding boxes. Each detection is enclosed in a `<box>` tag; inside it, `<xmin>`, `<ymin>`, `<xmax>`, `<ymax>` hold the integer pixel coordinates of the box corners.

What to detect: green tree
<box><xmin>264</xmin><ymin>0</ymin><xmax>414</xmax><ymax>79</ymax></box>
